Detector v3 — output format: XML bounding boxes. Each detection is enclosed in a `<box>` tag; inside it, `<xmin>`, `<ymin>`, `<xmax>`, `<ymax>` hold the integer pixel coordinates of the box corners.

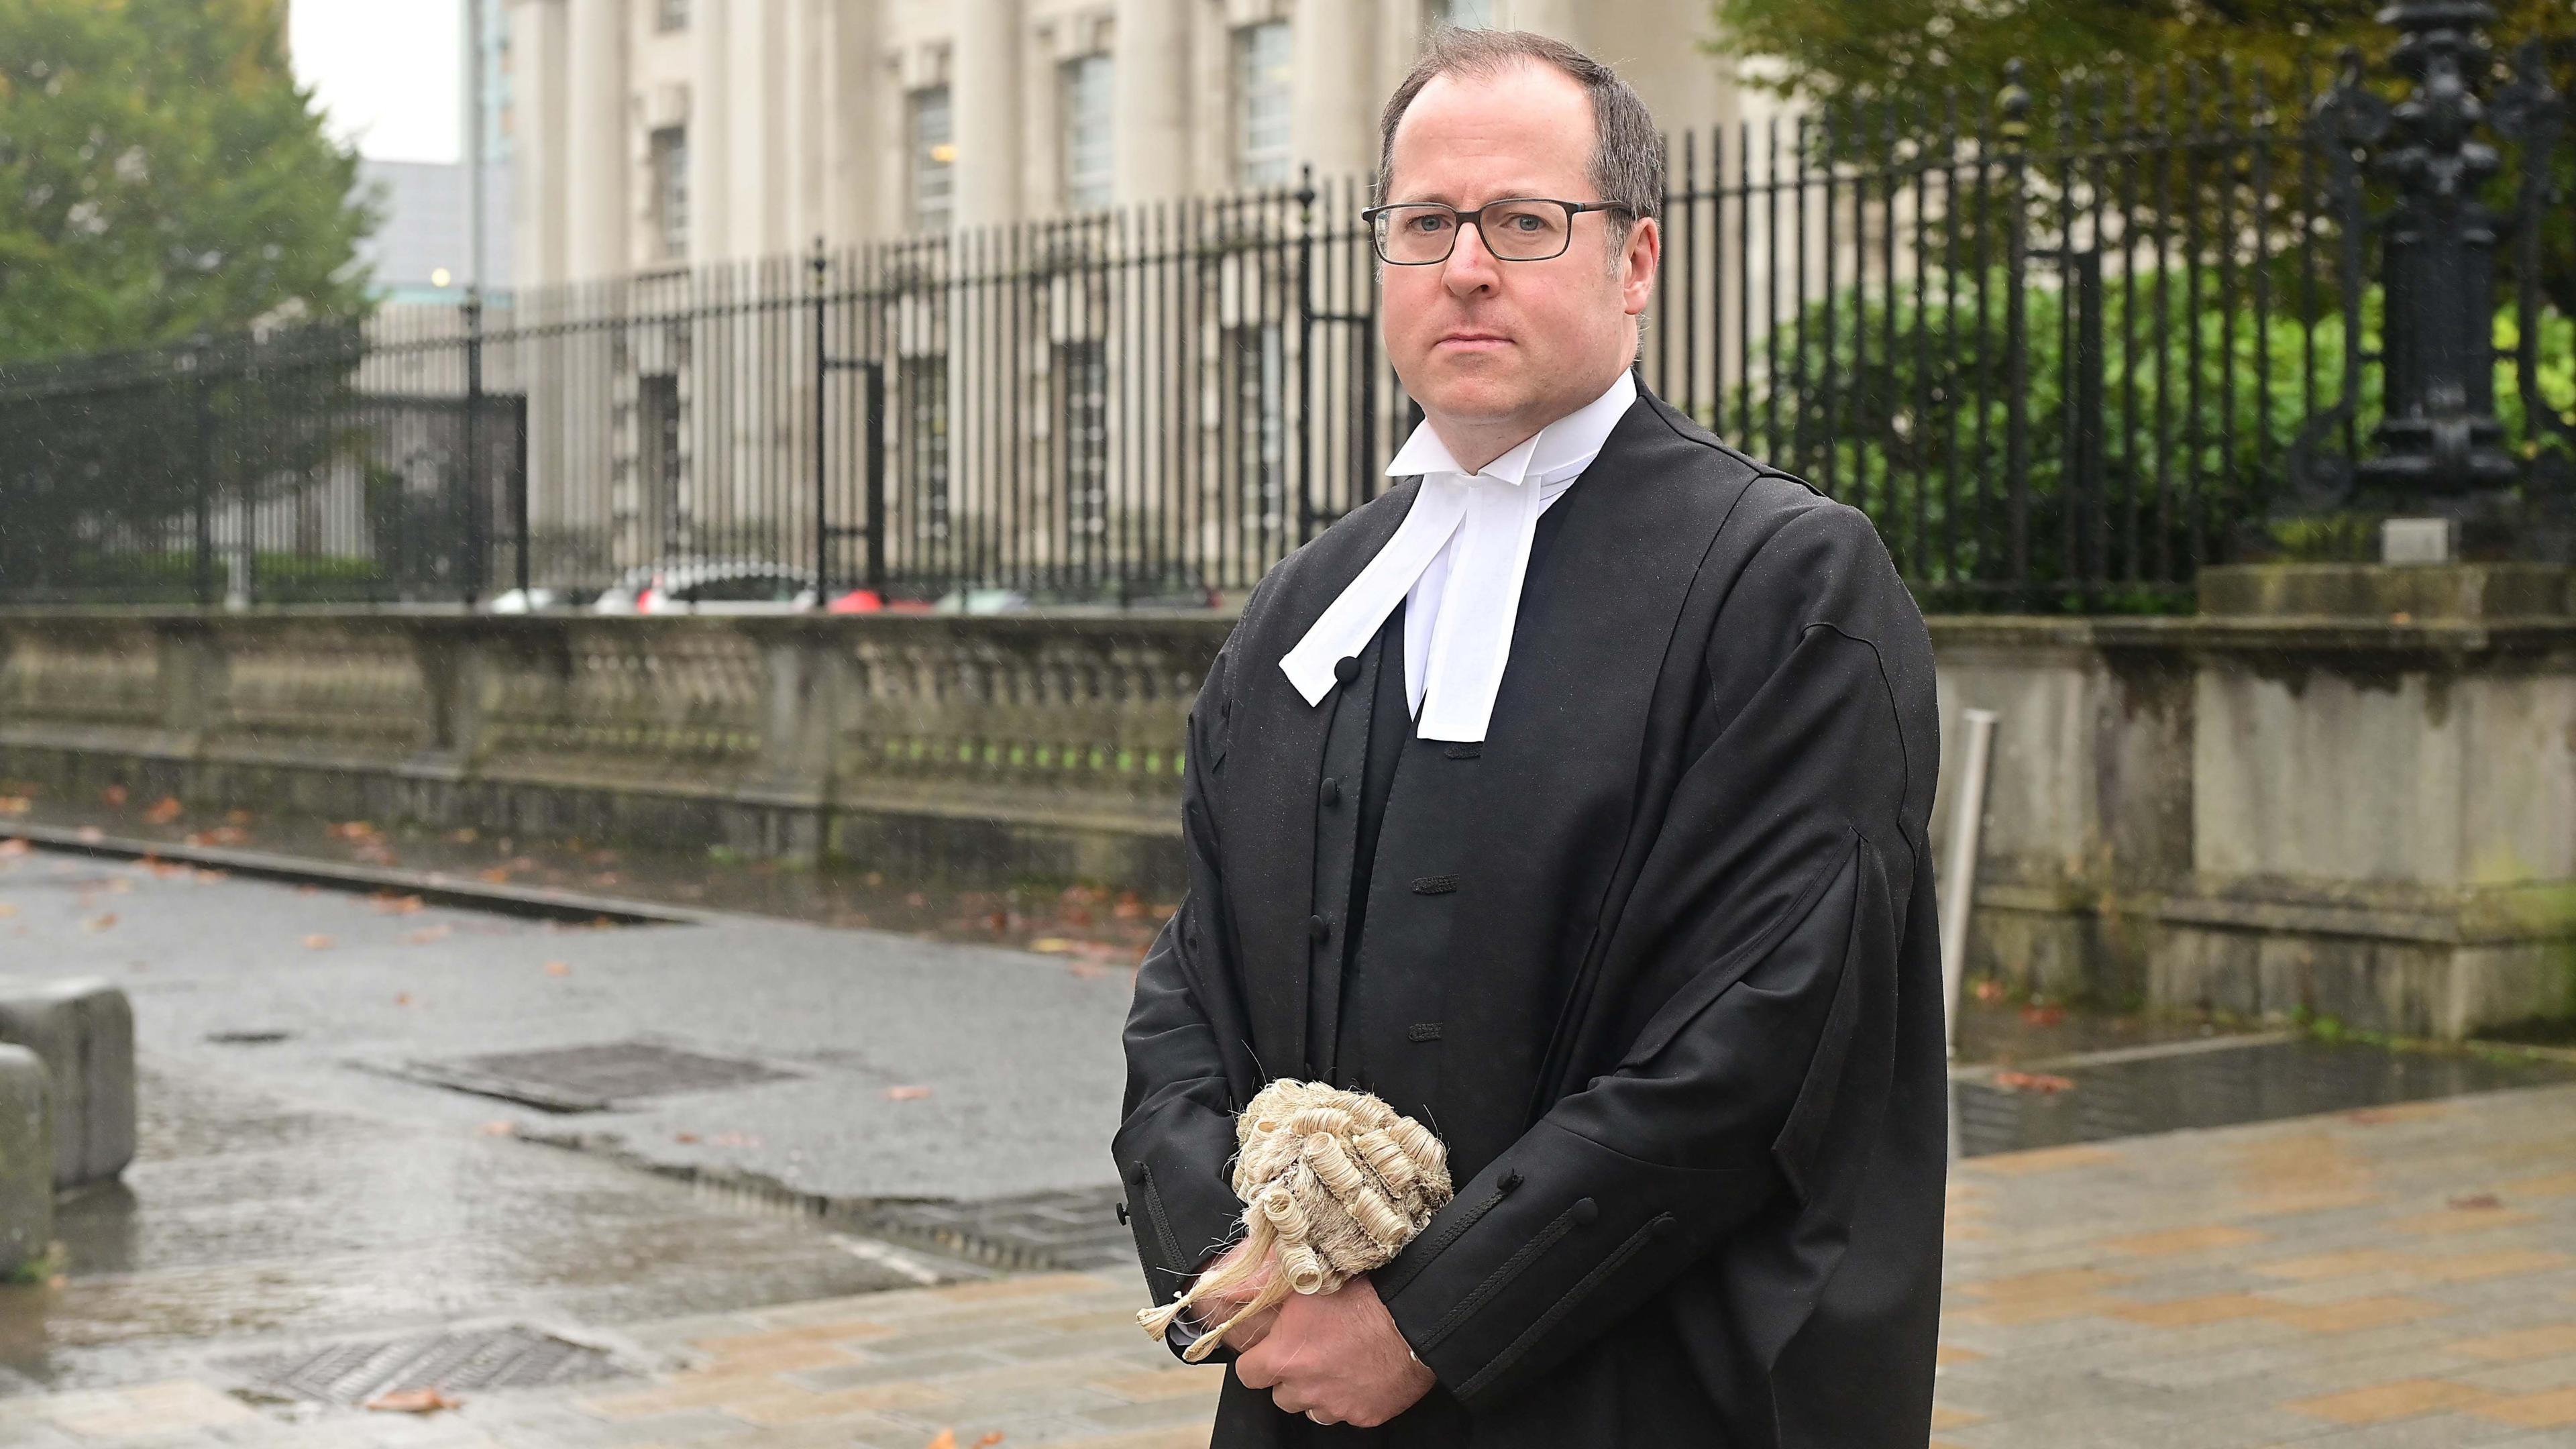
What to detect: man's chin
<box><xmin>1404</xmin><ymin>374</ymin><xmax>1534</xmax><ymax>428</ymax></box>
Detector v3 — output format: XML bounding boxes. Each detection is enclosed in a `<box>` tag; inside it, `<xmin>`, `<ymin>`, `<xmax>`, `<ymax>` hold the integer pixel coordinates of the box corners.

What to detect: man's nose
<box><xmin>1440</xmin><ymin>221</ymin><xmax>1502</xmax><ymax>296</ymax></box>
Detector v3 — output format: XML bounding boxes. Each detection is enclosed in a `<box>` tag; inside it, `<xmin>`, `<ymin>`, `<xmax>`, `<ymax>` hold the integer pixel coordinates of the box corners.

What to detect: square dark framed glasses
<box><xmin>1360</xmin><ymin>197</ymin><xmax>1632</xmax><ymax>265</ymax></box>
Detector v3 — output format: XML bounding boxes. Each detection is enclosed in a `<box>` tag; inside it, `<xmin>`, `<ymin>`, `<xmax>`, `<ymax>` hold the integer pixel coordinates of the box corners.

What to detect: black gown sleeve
<box><xmin>1111</xmin><ymin>640</ymin><xmax>1256</xmax><ymax>1350</ymax></box>
<box><xmin>1375</xmin><ymin>500</ymin><xmax>1933</xmax><ymax>1410</ymax></box>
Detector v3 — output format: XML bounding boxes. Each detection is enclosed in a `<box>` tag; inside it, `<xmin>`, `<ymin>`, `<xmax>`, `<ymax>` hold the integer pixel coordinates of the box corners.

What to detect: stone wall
<box><xmin>2</xmin><ymin>604</ymin><xmax>2570</xmax><ymax>1040</ymax></box>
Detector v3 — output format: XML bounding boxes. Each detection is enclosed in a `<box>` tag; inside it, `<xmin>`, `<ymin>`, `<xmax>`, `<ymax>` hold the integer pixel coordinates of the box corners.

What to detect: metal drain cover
<box><xmin>395</xmin><ymin>1040</ymin><xmax>798</xmax><ymax>1112</ymax></box>
<box><xmin>222</xmin><ymin>1324</ymin><xmax>628</xmax><ymax>1405</ymax></box>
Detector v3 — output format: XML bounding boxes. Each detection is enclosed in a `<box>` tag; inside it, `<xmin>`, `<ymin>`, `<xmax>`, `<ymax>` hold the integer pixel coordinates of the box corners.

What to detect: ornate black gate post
<box><xmin>2360</xmin><ymin>0</ymin><xmax>2520</xmax><ymax>494</ymax></box>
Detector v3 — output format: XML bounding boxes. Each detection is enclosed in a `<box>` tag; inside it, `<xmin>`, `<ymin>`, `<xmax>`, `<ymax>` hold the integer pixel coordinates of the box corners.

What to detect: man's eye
<box><xmin>1507</xmin><ymin>213</ymin><xmax>1542</xmax><ymax>231</ymax></box>
<box><xmin>1407</xmin><ymin>214</ymin><xmax>1451</xmax><ymax>233</ymax></box>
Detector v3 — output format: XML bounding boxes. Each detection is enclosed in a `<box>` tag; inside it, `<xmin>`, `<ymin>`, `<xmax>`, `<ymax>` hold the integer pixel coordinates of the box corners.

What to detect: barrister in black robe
<box><xmin>1112</xmin><ymin>30</ymin><xmax>1945</xmax><ymax>1448</ymax></box>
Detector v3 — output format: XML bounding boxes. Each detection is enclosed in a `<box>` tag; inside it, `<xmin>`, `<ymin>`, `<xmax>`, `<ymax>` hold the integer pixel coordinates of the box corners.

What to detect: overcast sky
<box><xmin>290</xmin><ymin>0</ymin><xmax>464</xmax><ymax>164</ymax></box>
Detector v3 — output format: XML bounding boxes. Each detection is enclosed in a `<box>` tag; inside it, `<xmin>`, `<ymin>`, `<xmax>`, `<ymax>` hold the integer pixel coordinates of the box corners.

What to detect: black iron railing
<box><xmin>3</xmin><ymin>17</ymin><xmax>2569</xmax><ymax>610</ymax></box>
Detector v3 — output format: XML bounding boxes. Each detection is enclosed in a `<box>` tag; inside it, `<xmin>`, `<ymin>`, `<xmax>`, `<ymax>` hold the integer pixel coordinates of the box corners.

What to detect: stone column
<box><xmin>1112</xmin><ymin>0</ymin><xmax>1190</xmax><ymax>205</ymax></box>
<box><xmin>728</xmin><ymin>0</ymin><xmax>790</xmax><ymax>256</ymax></box>
<box><xmin>819</xmin><ymin>0</ymin><xmax>879</xmax><ymax>246</ymax></box>
<box><xmin>510</xmin><ymin>0</ymin><xmax>569</xmax><ymax>288</ymax></box>
<box><xmin>692</xmin><ymin>0</ymin><xmax>733</xmax><ymax>260</ymax></box>
<box><xmin>953</xmin><ymin>0</ymin><xmax>1021</xmax><ymax>227</ymax></box>
<box><xmin>563</xmin><ymin>0</ymin><xmax>629</xmax><ymax>281</ymax></box>
<box><xmin>1291</xmin><ymin>0</ymin><xmax>1373</xmax><ymax>184</ymax></box>
<box><xmin>1507</xmin><ymin>0</ymin><xmax>1580</xmax><ymax>44</ymax></box>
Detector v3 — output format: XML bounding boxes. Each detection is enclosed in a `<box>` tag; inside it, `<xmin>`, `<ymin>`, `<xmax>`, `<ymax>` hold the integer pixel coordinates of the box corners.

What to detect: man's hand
<box><xmin>1188</xmin><ymin>1238</ymin><xmax>1281</xmax><ymax>1352</ymax></box>
<box><xmin>1231</xmin><ymin>1273</ymin><xmax>1436</xmax><ymax>1427</ymax></box>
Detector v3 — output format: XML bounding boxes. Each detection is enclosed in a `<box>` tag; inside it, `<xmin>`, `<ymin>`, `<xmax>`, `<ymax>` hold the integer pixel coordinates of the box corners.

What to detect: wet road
<box><xmin>0</xmin><ymin>843</ymin><xmax>1135</xmax><ymax>1397</ymax></box>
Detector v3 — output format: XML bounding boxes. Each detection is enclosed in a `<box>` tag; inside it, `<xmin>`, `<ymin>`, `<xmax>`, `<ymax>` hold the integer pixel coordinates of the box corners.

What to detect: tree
<box><xmin>0</xmin><ymin>0</ymin><xmax>376</xmax><ymax>364</ymax></box>
<box><xmin>1709</xmin><ymin>0</ymin><xmax>2571</xmax><ymax>112</ymax></box>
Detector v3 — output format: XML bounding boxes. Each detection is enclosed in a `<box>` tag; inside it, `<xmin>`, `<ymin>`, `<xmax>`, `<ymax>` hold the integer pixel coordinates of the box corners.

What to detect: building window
<box><xmin>1227</xmin><ymin>323</ymin><xmax>1286</xmax><ymax>535</ymax></box>
<box><xmin>649</xmin><ymin>126</ymin><xmax>688</xmax><ymax>262</ymax></box>
<box><xmin>1426</xmin><ymin>0</ymin><xmax>1493</xmax><ymax>30</ymax></box>
<box><xmin>1055</xmin><ymin>339</ymin><xmax>1109</xmax><ymax>540</ymax></box>
<box><xmin>910</xmin><ymin>87</ymin><xmax>955</xmax><ymax>233</ymax></box>
<box><xmin>899</xmin><ymin>355</ymin><xmax>950</xmax><ymax>538</ymax></box>
<box><xmin>1061</xmin><ymin>54</ymin><xmax>1114</xmax><ymax>213</ymax></box>
<box><xmin>657</xmin><ymin>0</ymin><xmax>688</xmax><ymax>32</ymax></box>
<box><xmin>1232</xmin><ymin>21</ymin><xmax>1292</xmax><ymax>189</ymax></box>
<box><xmin>639</xmin><ymin>374</ymin><xmax>684</xmax><ymax>536</ymax></box>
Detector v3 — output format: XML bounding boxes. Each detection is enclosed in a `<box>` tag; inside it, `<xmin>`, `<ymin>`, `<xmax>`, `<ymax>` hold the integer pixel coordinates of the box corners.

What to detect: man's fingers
<box><xmin>1231</xmin><ymin>1340</ymin><xmax>1280</xmax><ymax>1391</ymax></box>
<box><xmin>1219</xmin><ymin>1306</ymin><xmax>1277</xmax><ymax>1353</ymax></box>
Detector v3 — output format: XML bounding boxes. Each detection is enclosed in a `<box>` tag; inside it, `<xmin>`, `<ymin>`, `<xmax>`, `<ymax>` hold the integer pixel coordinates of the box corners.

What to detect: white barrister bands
<box><xmin>1135</xmin><ymin>1080</ymin><xmax>1454</xmax><ymax>1364</ymax></box>
<box><xmin>1278</xmin><ymin>369</ymin><xmax>1636</xmax><ymax>743</ymax></box>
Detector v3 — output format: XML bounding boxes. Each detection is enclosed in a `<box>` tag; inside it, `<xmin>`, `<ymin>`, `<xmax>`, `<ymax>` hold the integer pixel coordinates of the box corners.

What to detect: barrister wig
<box><xmin>1136</xmin><ymin>1079</ymin><xmax>1454</xmax><ymax>1362</ymax></box>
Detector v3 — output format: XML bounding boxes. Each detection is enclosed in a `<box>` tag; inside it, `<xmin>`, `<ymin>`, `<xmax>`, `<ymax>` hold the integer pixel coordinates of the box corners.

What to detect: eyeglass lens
<box><xmin>1373</xmin><ymin>201</ymin><xmax>1572</xmax><ymax>263</ymax></box>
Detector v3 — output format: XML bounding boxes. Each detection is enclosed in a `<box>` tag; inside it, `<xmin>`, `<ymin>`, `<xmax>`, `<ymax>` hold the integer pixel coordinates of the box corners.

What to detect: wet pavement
<box><xmin>3</xmin><ymin>796</ymin><xmax>2575</xmax><ymax>1443</ymax></box>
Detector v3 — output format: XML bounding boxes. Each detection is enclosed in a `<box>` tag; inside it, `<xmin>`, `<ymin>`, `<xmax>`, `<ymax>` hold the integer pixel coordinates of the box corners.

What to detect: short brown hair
<box><xmin>1375</xmin><ymin>28</ymin><xmax>1665</xmax><ymax>236</ymax></box>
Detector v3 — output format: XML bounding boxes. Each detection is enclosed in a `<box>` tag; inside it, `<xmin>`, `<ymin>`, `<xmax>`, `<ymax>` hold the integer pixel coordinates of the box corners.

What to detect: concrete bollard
<box><xmin>0</xmin><ymin>980</ymin><xmax>136</xmax><ymax>1190</ymax></box>
<box><xmin>0</xmin><ymin>1044</ymin><xmax>50</xmax><ymax>1277</ymax></box>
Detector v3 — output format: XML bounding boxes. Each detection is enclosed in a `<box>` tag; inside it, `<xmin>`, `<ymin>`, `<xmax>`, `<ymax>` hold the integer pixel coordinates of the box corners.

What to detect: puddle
<box><xmin>1954</xmin><ymin>1036</ymin><xmax>2576</xmax><ymax>1158</ymax></box>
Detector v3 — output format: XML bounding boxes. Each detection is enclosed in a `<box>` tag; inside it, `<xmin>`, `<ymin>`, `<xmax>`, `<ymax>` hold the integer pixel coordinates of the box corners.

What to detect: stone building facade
<box><xmin>508</xmin><ymin>0</ymin><xmax>1764</xmax><ymax>285</ymax></box>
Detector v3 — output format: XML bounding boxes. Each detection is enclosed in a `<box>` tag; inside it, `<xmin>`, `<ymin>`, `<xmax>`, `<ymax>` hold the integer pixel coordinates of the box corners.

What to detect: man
<box><xmin>1112</xmin><ymin>28</ymin><xmax>1943</xmax><ymax>1445</ymax></box>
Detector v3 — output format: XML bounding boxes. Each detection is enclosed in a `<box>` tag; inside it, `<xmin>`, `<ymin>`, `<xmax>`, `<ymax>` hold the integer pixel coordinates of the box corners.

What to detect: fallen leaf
<box><xmin>978</xmin><ymin>1436</ymin><xmax>1005</xmax><ymax>1446</ymax></box>
<box><xmin>0</xmin><ymin>904</ymin><xmax>15</xmax><ymax>918</ymax></box>
<box><xmin>1992</xmin><ymin>1070</ymin><xmax>2076</xmax><ymax>1094</ymax></box>
<box><xmin>1066</xmin><ymin>961</ymin><xmax>1116</xmax><ymax>980</ymax></box>
<box><xmin>2019</xmin><ymin>1003</ymin><xmax>2066</xmax><ymax>1027</ymax></box>
<box><xmin>141</xmin><ymin>796</ymin><xmax>182</xmax><ymax>824</ymax></box>
<box><xmin>75</xmin><ymin>826</ymin><xmax>102</xmax><ymax>843</ymax></box>
<box><xmin>0</xmin><ymin>796</ymin><xmax>29</xmax><ymax>816</ymax></box>
<box><xmin>1972</xmin><ymin>977</ymin><xmax>2006</xmax><ymax>1004</ymax></box>
<box><xmin>0</xmin><ymin>839</ymin><xmax>26</xmax><ymax>858</ymax></box>
<box><xmin>83</xmin><ymin>912</ymin><xmax>117</xmax><ymax>932</ymax></box>
<box><xmin>393</xmin><ymin>991</ymin><xmax>413</xmax><ymax>1006</ymax></box>
<box><xmin>364</xmin><ymin>1387</ymin><xmax>461</xmax><ymax>1414</ymax></box>
<box><xmin>924</xmin><ymin>1432</ymin><xmax>957</xmax><ymax>1449</ymax></box>
<box><xmin>329</xmin><ymin>820</ymin><xmax>380</xmax><ymax>841</ymax></box>
<box><xmin>478</xmin><ymin>867</ymin><xmax>511</xmax><ymax>885</ymax></box>
<box><xmin>886</xmin><ymin>1085</ymin><xmax>933</xmax><ymax>1102</ymax></box>
<box><xmin>104</xmin><ymin>877</ymin><xmax>131</xmax><ymax>894</ymax></box>
<box><xmin>225</xmin><ymin>809</ymin><xmax>251</xmax><ymax>824</ymax></box>
<box><xmin>2449</xmin><ymin>1192</ymin><xmax>2504</xmax><ymax>1211</ymax></box>
<box><xmin>674</xmin><ymin>1131</ymin><xmax>700</xmax><ymax>1144</ymax></box>
<box><xmin>101</xmin><ymin>785</ymin><xmax>128</xmax><ymax>807</ymax></box>
<box><xmin>477</xmin><ymin>1121</ymin><xmax>517</xmax><ymax>1136</ymax></box>
<box><xmin>544</xmin><ymin>961</ymin><xmax>572</xmax><ymax>977</ymax></box>
<box><xmin>448</xmin><ymin>827</ymin><xmax>479</xmax><ymax>844</ymax></box>
<box><xmin>1113</xmin><ymin>892</ymin><xmax>1145</xmax><ymax>920</ymax></box>
<box><xmin>370</xmin><ymin>893</ymin><xmax>425</xmax><ymax>916</ymax></box>
<box><xmin>193</xmin><ymin>867</ymin><xmax>227</xmax><ymax>883</ymax></box>
<box><xmin>407</xmin><ymin>924</ymin><xmax>453</xmax><ymax>945</ymax></box>
<box><xmin>1028</xmin><ymin>937</ymin><xmax>1074</xmax><ymax>953</ymax></box>
<box><xmin>184</xmin><ymin>826</ymin><xmax>248</xmax><ymax>847</ymax></box>
<box><xmin>303</xmin><ymin>934</ymin><xmax>334</xmax><ymax>951</ymax></box>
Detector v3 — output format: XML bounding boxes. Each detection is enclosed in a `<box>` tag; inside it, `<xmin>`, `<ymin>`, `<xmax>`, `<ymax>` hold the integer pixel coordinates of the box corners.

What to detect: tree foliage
<box><xmin>1710</xmin><ymin>0</ymin><xmax>2574</xmax><ymax>110</ymax></box>
<box><xmin>0</xmin><ymin>0</ymin><xmax>376</xmax><ymax>363</ymax></box>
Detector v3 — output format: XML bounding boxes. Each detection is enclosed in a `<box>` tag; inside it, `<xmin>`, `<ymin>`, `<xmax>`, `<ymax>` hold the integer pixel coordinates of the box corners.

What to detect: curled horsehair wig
<box><xmin>1136</xmin><ymin>1079</ymin><xmax>1453</xmax><ymax>1362</ymax></box>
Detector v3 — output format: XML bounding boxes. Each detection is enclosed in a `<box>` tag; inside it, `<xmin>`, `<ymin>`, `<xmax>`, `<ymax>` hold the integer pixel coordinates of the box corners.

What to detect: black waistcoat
<box><xmin>1303</xmin><ymin>500</ymin><xmax>1578</xmax><ymax>1143</ymax></box>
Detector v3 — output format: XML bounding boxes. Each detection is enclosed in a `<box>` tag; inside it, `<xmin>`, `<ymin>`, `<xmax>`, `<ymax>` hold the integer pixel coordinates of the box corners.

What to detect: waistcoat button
<box><xmin>1320</xmin><ymin>777</ymin><xmax>1342</xmax><ymax>806</ymax></box>
<box><xmin>1571</xmin><ymin>1197</ymin><xmax>1599</xmax><ymax>1227</ymax></box>
<box><xmin>1308</xmin><ymin>914</ymin><xmax>1330</xmax><ymax>943</ymax></box>
<box><xmin>1334</xmin><ymin>655</ymin><xmax>1362</xmax><ymax>686</ymax></box>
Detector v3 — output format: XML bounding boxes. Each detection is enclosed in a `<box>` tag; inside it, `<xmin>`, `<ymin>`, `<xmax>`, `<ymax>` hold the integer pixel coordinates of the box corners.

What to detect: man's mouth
<box><xmin>1436</xmin><ymin>331</ymin><xmax>1512</xmax><ymax>350</ymax></box>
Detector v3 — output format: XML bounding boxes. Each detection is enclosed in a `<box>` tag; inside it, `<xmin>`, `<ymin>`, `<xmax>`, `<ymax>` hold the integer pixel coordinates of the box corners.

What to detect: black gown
<box><xmin>1112</xmin><ymin>384</ymin><xmax>1945</xmax><ymax>1446</ymax></box>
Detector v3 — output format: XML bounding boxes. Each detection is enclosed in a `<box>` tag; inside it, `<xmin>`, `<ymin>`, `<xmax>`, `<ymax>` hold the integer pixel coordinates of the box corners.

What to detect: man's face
<box><xmin>1379</xmin><ymin>62</ymin><xmax>1658</xmax><ymax>445</ymax></box>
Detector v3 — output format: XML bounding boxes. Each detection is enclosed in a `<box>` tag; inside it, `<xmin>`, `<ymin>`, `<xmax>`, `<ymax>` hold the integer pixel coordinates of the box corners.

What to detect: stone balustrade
<box><xmin>1</xmin><ymin>594</ymin><xmax>2571</xmax><ymax>1040</ymax></box>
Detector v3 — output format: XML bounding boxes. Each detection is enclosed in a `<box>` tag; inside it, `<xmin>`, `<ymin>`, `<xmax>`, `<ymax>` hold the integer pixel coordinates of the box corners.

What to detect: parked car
<box><xmin>484</xmin><ymin>586</ymin><xmax>592</xmax><ymax>614</ymax></box>
<box><xmin>591</xmin><ymin>561</ymin><xmax>819</xmax><ymax>614</ymax></box>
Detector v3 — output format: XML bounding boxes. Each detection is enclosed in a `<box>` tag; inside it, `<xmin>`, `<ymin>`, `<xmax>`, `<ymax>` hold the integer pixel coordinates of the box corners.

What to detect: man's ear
<box><xmin>1621</xmin><ymin>217</ymin><xmax>1660</xmax><ymax>317</ymax></box>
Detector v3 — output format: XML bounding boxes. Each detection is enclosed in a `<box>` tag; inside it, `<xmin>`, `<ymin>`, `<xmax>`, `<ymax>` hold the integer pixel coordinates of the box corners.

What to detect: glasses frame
<box><xmin>1358</xmin><ymin>197</ymin><xmax>1633</xmax><ymax>265</ymax></box>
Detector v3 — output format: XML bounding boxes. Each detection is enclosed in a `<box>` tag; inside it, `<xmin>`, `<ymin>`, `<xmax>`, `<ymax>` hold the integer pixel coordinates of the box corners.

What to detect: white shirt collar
<box><xmin>1279</xmin><ymin>370</ymin><xmax>1638</xmax><ymax>741</ymax></box>
<box><xmin>1383</xmin><ymin>368</ymin><xmax>1638</xmax><ymax>488</ymax></box>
